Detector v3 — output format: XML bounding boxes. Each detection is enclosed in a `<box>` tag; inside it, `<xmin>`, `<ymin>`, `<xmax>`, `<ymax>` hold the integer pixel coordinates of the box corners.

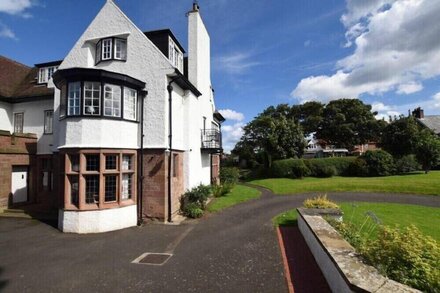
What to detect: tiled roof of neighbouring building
<box><xmin>0</xmin><ymin>55</ymin><xmax>54</xmax><ymax>100</ymax></box>
<box><xmin>418</xmin><ymin>116</ymin><xmax>440</xmax><ymax>134</ymax></box>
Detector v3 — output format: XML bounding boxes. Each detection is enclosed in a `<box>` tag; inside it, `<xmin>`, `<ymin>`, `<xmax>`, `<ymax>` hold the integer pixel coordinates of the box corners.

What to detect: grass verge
<box><xmin>207</xmin><ymin>184</ymin><xmax>261</xmax><ymax>213</ymax></box>
<box><xmin>251</xmin><ymin>171</ymin><xmax>440</xmax><ymax>195</ymax></box>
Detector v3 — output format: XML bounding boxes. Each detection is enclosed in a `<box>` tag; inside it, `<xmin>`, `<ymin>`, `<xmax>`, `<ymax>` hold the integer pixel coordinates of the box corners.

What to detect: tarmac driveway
<box><xmin>0</xmin><ymin>187</ymin><xmax>439</xmax><ymax>293</ymax></box>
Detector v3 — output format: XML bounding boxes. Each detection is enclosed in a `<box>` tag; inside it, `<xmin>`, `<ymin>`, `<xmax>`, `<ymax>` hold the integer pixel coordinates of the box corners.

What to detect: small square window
<box><xmin>70</xmin><ymin>155</ymin><xmax>80</xmax><ymax>172</ymax></box>
<box><xmin>86</xmin><ymin>154</ymin><xmax>100</xmax><ymax>171</ymax></box>
<box><xmin>105</xmin><ymin>175</ymin><xmax>117</xmax><ymax>202</ymax></box>
<box><xmin>105</xmin><ymin>155</ymin><xmax>118</xmax><ymax>170</ymax></box>
<box><xmin>122</xmin><ymin>155</ymin><xmax>133</xmax><ymax>171</ymax></box>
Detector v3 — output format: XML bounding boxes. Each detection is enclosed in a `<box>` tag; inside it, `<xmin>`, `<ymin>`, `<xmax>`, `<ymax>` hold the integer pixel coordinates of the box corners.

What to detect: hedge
<box><xmin>304</xmin><ymin>157</ymin><xmax>356</xmax><ymax>177</ymax></box>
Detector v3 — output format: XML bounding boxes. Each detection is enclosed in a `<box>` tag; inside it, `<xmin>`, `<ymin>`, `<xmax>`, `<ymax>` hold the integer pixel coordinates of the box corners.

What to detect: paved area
<box><xmin>0</xmin><ymin>187</ymin><xmax>439</xmax><ymax>292</ymax></box>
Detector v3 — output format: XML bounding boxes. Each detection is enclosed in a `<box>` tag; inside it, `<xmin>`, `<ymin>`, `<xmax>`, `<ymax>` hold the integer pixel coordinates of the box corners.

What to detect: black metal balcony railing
<box><xmin>201</xmin><ymin>129</ymin><xmax>222</xmax><ymax>151</ymax></box>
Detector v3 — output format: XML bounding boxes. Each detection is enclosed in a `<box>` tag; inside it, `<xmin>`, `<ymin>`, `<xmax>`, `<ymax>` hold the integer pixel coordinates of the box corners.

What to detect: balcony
<box><xmin>201</xmin><ymin>129</ymin><xmax>222</xmax><ymax>153</ymax></box>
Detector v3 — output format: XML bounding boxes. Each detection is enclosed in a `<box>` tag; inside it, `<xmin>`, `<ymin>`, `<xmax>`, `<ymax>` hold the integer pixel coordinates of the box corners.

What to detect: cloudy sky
<box><xmin>1</xmin><ymin>0</ymin><xmax>440</xmax><ymax>151</ymax></box>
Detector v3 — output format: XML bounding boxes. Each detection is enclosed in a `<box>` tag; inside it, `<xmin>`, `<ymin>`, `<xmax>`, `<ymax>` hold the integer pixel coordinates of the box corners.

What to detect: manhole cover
<box><xmin>132</xmin><ymin>253</ymin><xmax>172</xmax><ymax>265</ymax></box>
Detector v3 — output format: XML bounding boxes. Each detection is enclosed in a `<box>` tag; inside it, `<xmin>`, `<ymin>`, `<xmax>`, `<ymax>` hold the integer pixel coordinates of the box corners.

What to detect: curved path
<box><xmin>0</xmin><ymin>187</ymin><xmax>438</xmax><ymax>292</ymax></box>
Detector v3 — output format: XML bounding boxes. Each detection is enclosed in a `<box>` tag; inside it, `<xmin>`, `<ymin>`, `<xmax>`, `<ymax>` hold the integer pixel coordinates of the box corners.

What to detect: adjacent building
<box><xmin>0</xmin><ymin>0</ymin><xmax>224</xmax><ymax>233</ymax></box>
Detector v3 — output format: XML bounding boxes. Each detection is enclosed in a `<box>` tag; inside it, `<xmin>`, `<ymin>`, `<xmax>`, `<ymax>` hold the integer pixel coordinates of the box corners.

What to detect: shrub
<box><xmin>220</xmin><ymin>167</ymin><xmax>240</xmax><ymax>185</ymax></box>
<box><xmin>395</xmin><ymin>154</ymin><xmax>420</xmax><ymax>174</ymax></box>
<box><xmin>180</xmin><ymin>184</ymin><xmax>211</xmax><ymax>218</ymax></box>
<box><xmin>360</xmin><ymin>150</ymin><xmax>395</xmax><ymax>176</ymax></box>
<box><xmin>361</xmin><ymin>225</ymin><xmax>440</xmax><ymax>292</ymax></box>
<box><xmin>304</xmin><ymin>157</ymin><xmax>356</xmax><ymax>176</ymax></box>
<box><xmin>270</xmin><ymin>159</ymin><xmax>310</xmax><ymax>178</ymax></box>
<box><xmin>303</xmin><ymin>194</ymin><xmax>339</xmax><ymax>209</ymax></box>
<box><xmin>348</xmin><ymin>158</ymin><xmax>368</xmax><ymax>177</ymax></box>
<box><xmin>316</xmin><ymin>165</ymin><xmax>337</xmax><ymax>178</ymax></box>
<box><xmin>181</xmin><ymin>202</ymin><xmax>204</xmax><ymax>218</ymax></box>
<box><xmin>211</xmin><ymin>183</ymin><xmax>233</xmax><ymax>198</ymax></box>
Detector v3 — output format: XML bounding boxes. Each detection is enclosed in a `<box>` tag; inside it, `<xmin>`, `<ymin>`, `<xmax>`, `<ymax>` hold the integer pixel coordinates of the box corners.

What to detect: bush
<box><xmin>395</xmin><ymin>154</ymin><xmax>420</xmax><ymax>174</ymax></box>
<box><xmin>181</xmin><ymin>202</ymin><xmax>204</xmax><ymax>218</ymax></box>
<box><xmin>211</xmin><ymin>183</ymin><xmax>233</xmax><ymax>198</ymax></box>
<box><xmin>304</xmin><ymin>157</ymin><xmax>356</xmax><ymax>176</ymax></box>
<box><xmin>360</xmin><ymin>150</ymin><xmax>395</xmax><ymax>176</ymax></box>
<box><xmin>361</xmin><ymin>225</ymin><xmax>440</xmax><ymax>292</ymax></box>
<box><xmin>303</xmin><ymin>194</ymin><xmax>339</xmax><ymax>209</ymax></box>
<box><xmin>348</xmin><ymin>158</ymin><xmax>368</xmax><ymax>177</ymax></box>
<box><xmin>316</xmin><ymin>165</ymin><xmax>337</xmax><ymax>178</ymax></box>
<box><xmin>220</xmin><ymin>167</ymin><xmax>240</xmax><ymax>185</ymax></box>
<box><xmin>270</xmin><ymin>159</ymin><xmax>310</xmax><ymax>178</ymax></box>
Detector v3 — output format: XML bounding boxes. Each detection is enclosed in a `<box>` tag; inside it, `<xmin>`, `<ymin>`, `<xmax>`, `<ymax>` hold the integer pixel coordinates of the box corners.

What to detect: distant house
<box><xmin>351</xmin><ymin>142</ymin><xmax>379</xmax><ymax>156</ymax></box>
<box><xmin>304</xmin><ymin>134</ymin><xmax>348</xmax><ymax>158</ymax></box>
<box><xmin>413</xmin><ymin>107</ymin><xmax>440</xmax><ymax>136</ymax></box>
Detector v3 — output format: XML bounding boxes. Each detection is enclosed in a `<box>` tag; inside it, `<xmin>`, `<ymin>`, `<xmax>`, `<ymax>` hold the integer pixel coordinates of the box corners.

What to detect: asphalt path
<box><xmin>0</xmin><ymin>186</ymin><xmax>438</xmax><ymax>292</ymax></box>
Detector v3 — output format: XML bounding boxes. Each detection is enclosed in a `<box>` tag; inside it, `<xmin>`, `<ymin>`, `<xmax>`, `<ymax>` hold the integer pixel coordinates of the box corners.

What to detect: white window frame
<box><xmin>38</xmin><ymin>68</ymin><xmax>47</xmax><ymax>83</ymax></box>
<box><xmin>102</xmin><ymin>38</ymin><xmax>113</xmax><ymax>61</ymax></box>
<box><xmin>96</xmin><ymin>40</ymin><xmax>102</xmax><ymax>64</ymax></box>
<box><xmin>44</xmin><ymin>110</ymin><xmax>53</xmax><ymax>134</ymax></box>
<box><xmin>83</xmin><ymin>82</ymin><xmax>101</xmax><ymax>116</ymax></box>
<box><xmin>123</xmin><ymin>87</ymin><xmax>137</xmax><ymax>121</ymax></box>
<box><xmin>13</xmin><ymin>112</ymin><xmax>24</xmax><ymax>133</ymax></box>
<box><xmin>114</xmin><ymin>39</ymin><xmax>127</xmax><ymax>60</ymax></box>
<box><xmin>68</xmin><ymin>82</ymin><xmax>81</xmax><ymax>116</ymax></box>
<box><xmin>103</xmin><ymin>84</ymin><xmax>121</xmax><ymax>118</ymax></box>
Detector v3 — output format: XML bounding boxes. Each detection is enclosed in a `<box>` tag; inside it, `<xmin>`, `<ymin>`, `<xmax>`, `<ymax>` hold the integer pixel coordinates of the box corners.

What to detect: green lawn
<box><xmin>272</xmin><ymin>202</ymin><xmax>440</xmax><ymax>241</ymax></box>
<box><xmin>251</xmin><ymin>171</ymin><xmax>440</xmax><ymax>195</ymax></box>
<box><xmin>207</xmin><ymin>184</ymin><xmax>261</xmax><ymax>213</ymax></box>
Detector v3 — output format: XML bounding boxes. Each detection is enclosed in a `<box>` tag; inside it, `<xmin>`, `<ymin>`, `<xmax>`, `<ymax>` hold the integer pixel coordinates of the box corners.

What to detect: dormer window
<box><xmin>168</xmin><ymin>37</ymin><xmax>183</xmax><ymax>72</ymax></box>
<box><xmin>95</xmin><ymin>37</ymin><xmax>127</xmax><ymax>65</ymax></box>
<box><xmin>38</xmin><ymin>66</ymin><xmax>58</xmax><ymax>84</ymax></box>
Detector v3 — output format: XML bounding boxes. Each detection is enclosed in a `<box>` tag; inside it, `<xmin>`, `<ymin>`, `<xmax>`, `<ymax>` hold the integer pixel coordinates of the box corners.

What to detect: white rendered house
<box><xmin>0</xmin><ymin>0</ymin><xmax>224</xmax><ymax>233</ymax></box>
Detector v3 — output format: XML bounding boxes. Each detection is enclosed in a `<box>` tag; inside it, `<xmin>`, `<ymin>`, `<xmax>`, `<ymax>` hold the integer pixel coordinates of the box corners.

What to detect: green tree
<box><xmin>415</xmin><ymin>130</ymin><xmax>440</xmax><ymax>174</ymax></box>
<box><xmin>381</xmin><ymin>117</ymin><xmax>420</xmax><ymax>158</ymax></box>
<box><xmin>316</xmin><ymin>99</ymin><xmax>384</xmax><ymax>150</ymax></box>
<box><xmin>237</xmin><ymin>114</ymin><xmax>306</xmax><ymax>168</ymax></box>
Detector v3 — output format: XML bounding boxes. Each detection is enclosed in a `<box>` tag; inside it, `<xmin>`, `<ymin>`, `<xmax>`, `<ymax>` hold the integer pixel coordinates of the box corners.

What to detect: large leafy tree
<box><xmin>316</xmin><ymin>99</ymin><xmax>385</xmax><ymax>150</ymax></box>
<box><xmin>415</xmin><ymin>130</ymin><xmax>440</xmax><ymax>173</ymax></box>
<box><xmin>380</xmin><ymin>117</ymin><xmax>421</xmax><ymax>158</ymax></box>
<box><xmin>235</xmin><ymin>113</ymin><xmax>306</xmax><ymax>168</ymax></box>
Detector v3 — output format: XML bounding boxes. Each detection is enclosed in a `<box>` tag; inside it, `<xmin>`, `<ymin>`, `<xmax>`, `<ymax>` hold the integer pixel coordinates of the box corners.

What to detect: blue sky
<box><xmin>1</xmin><ymin>0</ymin><xmax>440</xmax><ymax>151</ymax></box>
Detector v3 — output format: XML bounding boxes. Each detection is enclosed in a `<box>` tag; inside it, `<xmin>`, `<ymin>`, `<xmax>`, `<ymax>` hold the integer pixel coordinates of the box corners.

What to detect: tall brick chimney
<box><xmin>412</xmin><ymin>107</ymin><xmax>424</xmax><ymax>119</ymax></box>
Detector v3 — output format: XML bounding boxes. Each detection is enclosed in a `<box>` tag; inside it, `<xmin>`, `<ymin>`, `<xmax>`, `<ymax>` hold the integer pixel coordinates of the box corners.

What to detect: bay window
<box><xmin>102</xmin><ymin>38</ymin><xmax>112</xmax><ymax>60</ymax></box>
<box><xmin>64</xmin><ymin>151</ymin><xmax>136</xmax><ymax>210</ymax></box>
<box><xmin>84</xmin><ymin>82</ymin><xmax>101</xmax><ymax>115</ymax></box>
<box><xmin>104</xmin><ymin>84</ymin><xmax>121</xmax><ymax>117</ymax></box>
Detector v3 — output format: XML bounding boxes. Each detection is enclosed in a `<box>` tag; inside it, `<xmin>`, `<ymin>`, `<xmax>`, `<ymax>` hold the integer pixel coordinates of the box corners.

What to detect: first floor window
<box><xmin>44</xmin><ymin>110</ymin><xmax>53</xmax><ymax>134</ymax></box>
<box><xmin>104</xmin><ymin>84</ymin><xmax>121</xmax><ymax>117</ymax></box>
<box><xmin>123</xmin><ymin>88</ymin><xmax>137</xmax><ymax>120</ymax></box>
<box><xmin>84</xmin><ymin>82</ymin><xmax>101</xmax><ymax>115</ymax></box>
<box><xmin>86</xmin><ymin>154</ymin><xmax>100</xmax><ymax>171</ymax></box>
<box><xmin>121</xmin><ymin>174</ymin><xmax>132</xmax><ymax>200</ymax></box>
<box><xmin>68</xmin><ymin>82</ymin><xmax>81</xmax><ymax>115</ymax></box>
<box><xmin>85</xmin><ymin>175</ymin><xmax>99</xmax><ymax>204</ymax></box>
<box><xmin>122</xmin><ymin>154</ymin><xmax>133</xmax><ymax>171</ymax></box>
<box><xmin>104</xmin><ymin>175</ymin><xmax>117</xmax><ymax>202</ymax></box>
<box><xmin>105</xmin><ymin>155</ymin><xmax>118</xmax><ymax>170</ymax></box>
<box><xmin>14</xmin><ymin>112</ymin><xmax>24</xmax><ymax>133</ymax></box>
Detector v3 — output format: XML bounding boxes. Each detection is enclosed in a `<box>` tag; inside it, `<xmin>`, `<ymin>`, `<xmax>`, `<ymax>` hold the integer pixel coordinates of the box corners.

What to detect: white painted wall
<box><xmin>58</xmin><ymin>205</ymin><xmax>137</xmax><ymax>233</ymax></box>
<box><xmin>57</xmin><ymin>0</ymin><xmax>175</xmax><ymax>149</ymax></box>
<box><xmin>11</xmin><ymin>99</ymin><xmax>53</xmax><ymax>154</ymax></box>
<box><xmin>0</xmin><ymin>101</ymin><xmax>12</xmax><ymax>132</ymax></box>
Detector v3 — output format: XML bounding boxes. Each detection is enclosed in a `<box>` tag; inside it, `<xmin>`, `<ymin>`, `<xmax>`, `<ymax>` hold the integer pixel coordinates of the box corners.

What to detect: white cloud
<box><xmin>0</xmin><ymin>23</ymin><xmax>16</xmax><ymax>39</ymax></box>
<box><xmin>221</xmin><ymin>122</ymin><xmax>244</xmax><ymax>153</ymax></box>
<box><xmin>292</xmin><ymin>0</ymin><xmax>440</xmax><ymax>103</ymax></box>
<box><xmin>218</xmin><ymin>109</ymin><xmax>244</xmax><ymax>122</ymax></box>
<box><xmin>213</xmin><ymin>52</ymin><xmax>261</xmax><ymax>75</ymax></box>
<box><xmin>304</xmin><ymin>40</ymin><xmax>311</xmax><ymax>47</ymax></box>
<box><xmin>0</xmin><ymin>0</ymin><xmax>34</xmax><ymax>17</ymax></box>
<box><xmin>432</xmin><ymin>92</ymin><xmax>440</xmax><ymax>108</ymax></box>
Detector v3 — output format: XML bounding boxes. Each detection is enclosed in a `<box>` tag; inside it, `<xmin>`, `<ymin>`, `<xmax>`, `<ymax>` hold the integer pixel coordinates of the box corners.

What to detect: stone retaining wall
<box><xmin>297</xmin><ymin>208</ymin><xmax>419</xmax><ymax>293</ymax></box>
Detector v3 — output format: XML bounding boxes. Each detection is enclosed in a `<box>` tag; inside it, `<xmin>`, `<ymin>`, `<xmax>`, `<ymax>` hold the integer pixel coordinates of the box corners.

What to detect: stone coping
<box><xmin>0</xmin><ymin>130</ymin><xmax>37</xmax><ymax>139</ymax></box>
<box><xmin>297</xmin><ymin>208</ymin><xmax>420</xmax><ymax>293</ymax></box>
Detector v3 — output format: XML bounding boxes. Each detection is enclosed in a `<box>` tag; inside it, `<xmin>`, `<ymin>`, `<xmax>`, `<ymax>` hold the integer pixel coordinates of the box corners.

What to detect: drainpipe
<box><xmin>167</xmin><ymin>77</ymin><xmax>179</xmax><ymax>223</ymax></box>
<box><xmin>138</xmin><ymin>90</ymin><xmax>148</xmax><ymax>225</ymax></box>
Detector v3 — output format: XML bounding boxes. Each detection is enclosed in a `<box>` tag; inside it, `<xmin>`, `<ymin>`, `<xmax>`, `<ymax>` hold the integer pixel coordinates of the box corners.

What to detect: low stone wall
<box><xmin>297</xmin><ymin>208</ymin><xmax>419</xmax><ymax>293</ymax></box>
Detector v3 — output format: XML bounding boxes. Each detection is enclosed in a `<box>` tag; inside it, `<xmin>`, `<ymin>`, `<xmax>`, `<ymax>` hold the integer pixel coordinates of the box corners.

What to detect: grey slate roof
<box><xmin>418</xmin><ymin>116</ymin><xmax>440</xmax><ymax>134</ymax></box>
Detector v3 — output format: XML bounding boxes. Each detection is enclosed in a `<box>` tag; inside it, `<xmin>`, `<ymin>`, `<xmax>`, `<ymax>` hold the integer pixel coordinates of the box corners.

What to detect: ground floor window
<box><xmin>64</xmin><ymin>150</ymin><xmax>136</xmax><ymax>210</ymax></box>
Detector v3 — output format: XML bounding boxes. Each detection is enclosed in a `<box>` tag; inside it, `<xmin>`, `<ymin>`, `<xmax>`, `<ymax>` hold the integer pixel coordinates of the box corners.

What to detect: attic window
<box><xmin>168</xmin><ymin>37</ymin><xmax>183</xmax><ymax>72</ymax></box>
<box><xmin>38</xmin><ymin>66</ymin><xmax>58</xmax><ymax>84</ymax></box>
<box><xmin>96</xmin><ymin>37</ymin><xmax>127</xmax><ymax>64</ymax></box>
